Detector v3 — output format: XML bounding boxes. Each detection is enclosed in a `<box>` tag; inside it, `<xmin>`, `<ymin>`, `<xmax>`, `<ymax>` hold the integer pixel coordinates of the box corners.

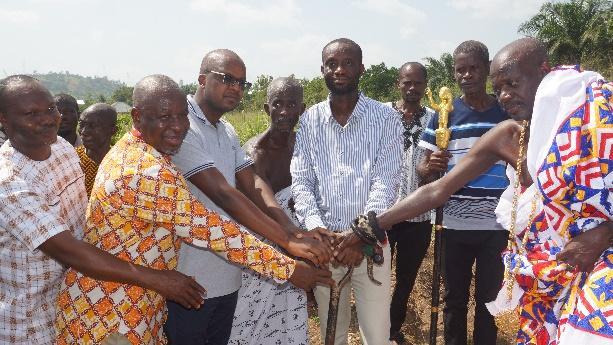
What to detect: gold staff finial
<box><xmin>425</xmin><ymin>86</ymin><xmax>454</xmax><ymax>149</ymax></box>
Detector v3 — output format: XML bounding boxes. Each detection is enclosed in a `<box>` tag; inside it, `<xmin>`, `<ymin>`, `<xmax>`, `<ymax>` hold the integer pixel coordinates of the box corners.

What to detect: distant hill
<box><xmin>32</xmin><ymin>71</ymin><xmax>123</xmax><ymax>100</ymax></box>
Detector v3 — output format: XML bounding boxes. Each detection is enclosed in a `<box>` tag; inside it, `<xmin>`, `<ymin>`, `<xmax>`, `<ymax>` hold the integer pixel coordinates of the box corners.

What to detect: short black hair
<box><xmin>54</xmin><ymin>93</ymin><xmax>79</xmax><ymax>112</ymax></box>
<box><xmin>399</xmin><ymin>62</ymin><xmax>427</xmax><ymax>80</ymax></box>
<box><xmin>0</xmin><ymin>75</ymin><xmax>39</xmax><ymax>113</ymax></box>
<box><xmin>322</xmin><ymin>38</ymin><xmax>362</xmax><ymax>63</ymax></box>
<box><xmin>453</xmin><ymin>40</ymin><xmax>490</xmax><ymax>66</ymax></box>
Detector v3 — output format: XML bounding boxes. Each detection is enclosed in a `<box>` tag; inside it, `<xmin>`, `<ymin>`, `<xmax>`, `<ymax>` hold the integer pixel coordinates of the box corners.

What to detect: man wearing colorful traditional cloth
<box><xmin>356</xmin><ymin>37</ymin><xmax>612</xmax><ymax>344</ymax></box>
<box><xmin>55</xmin><ymin>74</ymin><xmax>333</xmax><ymax>344</ymax></box>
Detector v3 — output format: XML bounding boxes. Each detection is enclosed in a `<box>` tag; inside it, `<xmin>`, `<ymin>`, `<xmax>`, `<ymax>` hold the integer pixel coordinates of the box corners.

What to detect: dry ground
<box><xmin>306</xmin><ymin>233</ymin><xmax>518</xmax><ymax>345</ymax></box>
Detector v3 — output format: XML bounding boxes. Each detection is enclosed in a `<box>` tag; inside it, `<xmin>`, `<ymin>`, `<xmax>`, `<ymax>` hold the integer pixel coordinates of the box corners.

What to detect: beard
<box><xmin>324</xmin><ymin>77</ymin><xmax>359</xmax><ymax>95</ymax></box>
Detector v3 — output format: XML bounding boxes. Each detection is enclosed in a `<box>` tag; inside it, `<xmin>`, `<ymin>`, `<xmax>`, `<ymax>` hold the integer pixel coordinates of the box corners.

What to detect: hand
<box><xmin>286</xmin><ymin>232</ymin><xmax>333</xmax><ymax>266</ymax></box>
<box><xmin>305</xmin><ymin>227</ymin><xmax>340</xmax><ymax>249</ymax></box>
<box><xmin>289</xmin><ymin>261</ymin><xmax>335</xmax><ymax>290</ymax></box>
<box><xmin>334</xmin><ymin>242</ymin><xmax>364</xmax><ymax>267</ymax></box>
<box><xmin>150</xmin><ymin>270</ymin><xmax>206</xmax><ymax>309</ymax></box>
<box><xmin>557</xmin><ymin>222</ymin><xmax>613</xmax><ymax>272</ymax></box>
<box><xmin>426</xmin><ymin>150</ymin><xmax>451</xmax><ymax>175</ymax></box>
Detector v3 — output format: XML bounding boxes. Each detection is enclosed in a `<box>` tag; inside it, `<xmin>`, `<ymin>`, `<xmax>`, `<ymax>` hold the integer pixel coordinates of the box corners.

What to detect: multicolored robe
<box><xmin>489</xmin><ymin>66</ymin><xmax>612</xmax><ymax>344</ymax></box>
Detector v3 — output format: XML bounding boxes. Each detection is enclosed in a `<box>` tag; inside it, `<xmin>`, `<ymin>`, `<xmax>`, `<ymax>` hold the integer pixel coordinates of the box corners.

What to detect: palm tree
<box><xmin>519</xmin><ymin>0</ymin><xmax>612</xmax><ymax>77</ymax></box>
<box><xmin>423</xmin><ymin>53</ymin><xmax>457</xmax><ymax>94</ymax></box>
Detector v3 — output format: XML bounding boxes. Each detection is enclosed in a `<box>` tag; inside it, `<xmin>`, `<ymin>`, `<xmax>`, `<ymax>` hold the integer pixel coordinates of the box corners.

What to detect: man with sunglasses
<box><xmin>167</xmin><ymin>49</ymin><xmax>333</xmax><ymax>344</ymax></box>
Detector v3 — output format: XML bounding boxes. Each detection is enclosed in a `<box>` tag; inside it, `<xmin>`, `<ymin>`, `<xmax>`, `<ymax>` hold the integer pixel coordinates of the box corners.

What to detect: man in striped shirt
<box><xmin>291</xmin><ymin>38</ymin><xmax>403</xmax><ymax>345</ymax></box>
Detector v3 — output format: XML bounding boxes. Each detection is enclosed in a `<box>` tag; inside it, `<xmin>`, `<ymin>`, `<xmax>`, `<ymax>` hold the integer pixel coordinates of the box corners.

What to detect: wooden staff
<box><xmin>425</xmin><ymin>87</ymin><xmax>453</xmax><ymax>345</ymax></box>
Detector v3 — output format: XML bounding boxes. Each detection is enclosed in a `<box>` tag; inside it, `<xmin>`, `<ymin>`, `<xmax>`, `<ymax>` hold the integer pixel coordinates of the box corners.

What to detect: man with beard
<box><xmin>75</xmin><ymin>103</ymin><xmax>117</xmax><ymax>196</ymax></box>
<box><xmin>290</xmin><ymin>38</ymin><xmax>403</xmax><ymax>344</ymax></box>
<box><xmin>230</xmin><ymin>77</ymin><xmax>310</xmax><ymax>344</ymax></box>
<box><xmin>54</xmin><ymin>93</ymin><xmax>81</xmax><ymax>146</ymax></box>
<box><xmin>168</xmin><ymin>50</ymin><xmax>332</xmax><ymax>344</ymax></box>
<box><xmin>359</xmin><ymin>37</ymin><xmax>612</xmax><ymax>345</ymax></box>
<box><xmin>384</xmin><ymin>62</ymin><xmax>437</xmax><ymax>344</ymax></box>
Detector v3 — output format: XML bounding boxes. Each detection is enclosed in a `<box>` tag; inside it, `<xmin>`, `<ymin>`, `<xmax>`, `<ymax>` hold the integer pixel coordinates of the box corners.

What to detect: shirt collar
<box><xmin>186</xmin><ymin>94</ymin><xmax>213</xmax><ymax>127</ymax></box>
<box><xmin>323</xmin><ymin>92</ymin><xmax>367</xmax><ymax>124</ymax></box>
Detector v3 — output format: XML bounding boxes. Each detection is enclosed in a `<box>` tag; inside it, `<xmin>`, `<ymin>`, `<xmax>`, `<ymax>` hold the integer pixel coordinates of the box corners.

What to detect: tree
<box><xmin>110</xmin><ymin>85</ymin><xmax>133</xmax><ymax>105</ymax></box>
<box><xmin>301</xmin><ymin>77</ymin><xmax>328</xmax><ymax>107</ymax></box>
<box><xmin>423</xmin><ymin>53</ymin><xmax>457</xmax><ymax>94</ymax></box>
<box><xmin>519</xmin><ymin>0</ymin><xmax>612</xmax><ymax>78</ymax></box>
<box><xmin>180</xmin><ymin>83</ymin><xmax>198</xmax><ymax>96</ymax></box>
<box><xmin>358</xmin><ymin>63</ymin><xmax>399</xmax><ymax>103</ymax></box>
<box><xmin>238</xmin><ymin>74</ymin><xmax>273</xmax><ymax>112</ymax></box>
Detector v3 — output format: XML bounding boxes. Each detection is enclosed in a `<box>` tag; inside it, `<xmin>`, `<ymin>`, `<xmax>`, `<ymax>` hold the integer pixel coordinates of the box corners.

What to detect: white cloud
<box><xmin>190</xmin><ymin>0</ymin><xmax>301</xmax><ymax>26</ymax></box>
<box><xmin>0</xmin><ymin>9</ymin><xmax>39</xmax><ymax>24</ymax></box>
<box><xmin>256</xmin><ymin>34</ymin><xmax>330</xmax><ymax>78</ymax></box>
<box><xmin>352</xmin><ymin>0</ymin><xmax>426</xmax><ymax>37</ymax></box>
<box><xmin>448</xmin><ymin>0</ymin><xmax>547</xmax><ymax>19</ymax></box>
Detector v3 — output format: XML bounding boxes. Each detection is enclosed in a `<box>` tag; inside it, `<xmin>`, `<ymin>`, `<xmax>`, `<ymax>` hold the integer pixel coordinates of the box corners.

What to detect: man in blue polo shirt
<box><xmin>418</xmin><ymin>40</ymin><xmax>509</xmax><ymax>345</ymax></box>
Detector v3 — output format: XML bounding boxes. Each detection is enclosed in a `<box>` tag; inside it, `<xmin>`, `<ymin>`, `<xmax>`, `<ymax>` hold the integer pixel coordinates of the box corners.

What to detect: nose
<box><xmin>499</xmin><ymin>87</ymin><xmax>513</xmax><ymax>103</ymax></box>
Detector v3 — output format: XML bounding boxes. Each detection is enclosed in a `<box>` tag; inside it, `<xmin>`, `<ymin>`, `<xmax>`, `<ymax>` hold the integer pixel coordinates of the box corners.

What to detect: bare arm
<box><xmin>378</xmin><ymin>121</ymin><xmax>520</xmax><ymax>229</ymax></box>
<box><xmin>39</xmin><ymin>231</ymin><xmax>205</xmax><ymax>309</ymax></box>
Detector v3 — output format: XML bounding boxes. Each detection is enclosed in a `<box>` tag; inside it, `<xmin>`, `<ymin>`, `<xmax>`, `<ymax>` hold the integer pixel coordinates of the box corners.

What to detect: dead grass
<box><xmin>307</xmin><ymin>233</ymin><xmax>518</xmax><ymax>345</ymax></box>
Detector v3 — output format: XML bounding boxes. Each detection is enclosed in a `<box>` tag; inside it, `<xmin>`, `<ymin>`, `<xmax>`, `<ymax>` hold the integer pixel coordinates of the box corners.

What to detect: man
<box><xmin>417</xmin><ymin>40</ymin><xmax>509</xmax><ymax>345</ymax></box>
<box><xmin>75</xmin><ymin>103</ymin><xmax>117</xmax><ymax>196</ymax></box>
<box><xmin>231</xmin><ymin>77</ymin><xmax>310</xmax><ymax>344</ymax></box>
<box><xmin>291</xmin><ymin>38</ymin><xmax>403</xmax><ymax>344</ymax></box>
<box><xmin>55</xmin><ymin>74</ymin><xmax>333</xmax><ymax>344</ymax></box>
<box><xmin>384</xmin><ymin>62</ymin><xmax>436</xmax><ymax>344</ymax></box>
<box><xmin>0</xmin><ymin>75</ymin><xmax>206</xmax><ymax>344</ymax></box>
<box><xmin>368</xmin><ymin>38</ymin><xmax>612</xmax><ymax>344</ymax></box>
<box><xmin>55</xmin><ymin>93</ymin><xmax>82</xmax><ymax>146</ymax></box>
<box><xmin>168</xmin><ymin>50</ymin><xmax>331</xmax><ymax>344</ymax></box>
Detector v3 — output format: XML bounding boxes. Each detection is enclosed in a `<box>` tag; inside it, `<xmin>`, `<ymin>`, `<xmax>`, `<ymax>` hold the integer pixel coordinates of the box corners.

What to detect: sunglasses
<box><xmin>206</xmin><ymin>70</ymin><xmax>252</xmax><ymax>91</ymax></box>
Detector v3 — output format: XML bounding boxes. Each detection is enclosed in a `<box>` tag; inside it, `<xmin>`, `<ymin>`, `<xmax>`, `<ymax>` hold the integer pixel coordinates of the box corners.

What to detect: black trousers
<box><xmin>388</xmin><ymin>220</ymin><xmax>432</xmax><ymax>337</ymax></box>
<box><xmin>442</xmin><ymin>229</ymin><xmax>507</xmax><ymax>345</ymax></box>
<box><xmin>164</xmin><ymin>290</ymin><xmax>238</xmax><ymax>345</ymax></box>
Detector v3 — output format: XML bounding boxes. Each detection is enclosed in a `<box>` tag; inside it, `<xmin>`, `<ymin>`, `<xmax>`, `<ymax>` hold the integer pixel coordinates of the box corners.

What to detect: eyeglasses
<box><xmin>205</xmin><ymin>70</ymin><xmax>252</xmax><ymax>91</ymax></box>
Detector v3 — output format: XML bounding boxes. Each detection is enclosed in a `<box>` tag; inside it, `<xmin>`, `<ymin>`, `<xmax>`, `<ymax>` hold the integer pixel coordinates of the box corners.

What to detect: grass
<box><xmin>112</xmin><ymin>110</ymin><xmax>270</xmax><ymax>145</ymax></box>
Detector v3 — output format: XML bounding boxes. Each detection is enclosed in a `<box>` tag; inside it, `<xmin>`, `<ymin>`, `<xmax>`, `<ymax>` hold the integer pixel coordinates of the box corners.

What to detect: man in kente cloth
<box><xmin>353</xmin><ymin>37</ymin><xmax>612</xmax><ymax>344</ymax></box>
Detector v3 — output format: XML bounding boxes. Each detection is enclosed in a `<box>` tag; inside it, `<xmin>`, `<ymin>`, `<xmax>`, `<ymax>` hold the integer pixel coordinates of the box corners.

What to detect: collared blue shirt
<box><xmin>291</xmin><ymin>93</ymin><xmax>403</xmax><ymax>232</ymax></box>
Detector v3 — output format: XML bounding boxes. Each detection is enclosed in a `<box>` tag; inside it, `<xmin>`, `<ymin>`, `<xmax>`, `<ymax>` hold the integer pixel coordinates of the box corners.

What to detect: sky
<box><xmin>1</xmin><ymin>0</ymin><xmax>551</xmax><ymax>86</ymax></box>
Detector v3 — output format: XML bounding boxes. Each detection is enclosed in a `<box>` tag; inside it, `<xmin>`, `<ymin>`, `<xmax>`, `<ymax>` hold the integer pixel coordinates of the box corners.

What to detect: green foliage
<box><xmin>359</xmin><ymin>63</ymin><xmax>399</xmax><ymax>102</ymax></box>
<box><xmin>301</xmin><ymin>77</ymin><xmax>328</xmax><ymax>107</ymax></box>
<box><xmin>33</xmin><ymin>71</ymin><xmax>123</xmax><ymax>100</ymax></box>
<box><xmin>224</xmin><ymin>110</ymin><xmax>270</xmax><ymax>145</ymax></box>
<box><xmin>239</xmin><ymin>75</ymin><xmax>273</xmax><ymax>112</ymax></box>
<box><xmin>424</xmin><ymin>53</ymin><xmax>457</xmax><ymax>94</ymax></box>
<box><xmin>112</xmin><ymin>113</ymin><xmax>133</xmax><ymax>145</ymax></box>
<box><xmin>519</xmin><ymin>0</ymin><xmax>613</xmax><ymax>78</ymax></box>
<box><xmin>110</xmin><ymin>85</ymin><xmax>134</xmax><ymax>105</ymax></box>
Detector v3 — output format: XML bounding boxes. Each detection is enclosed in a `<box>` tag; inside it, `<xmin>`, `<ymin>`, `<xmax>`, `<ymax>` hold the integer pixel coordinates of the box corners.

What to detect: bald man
<box><xmin>356</xmin><ymin>38</ymin><xmax>612</xmax><ymax>344</ymax></box>
<box><xmin>168</xmin><ymin>49</ymin><xmax>332</xmax><ymax>344</ymax></box>
<box><xmin>0</xmin><ymin>75</ymin><xmax>206</xmax><ymax>344</ymax></box>
<box><xmin>55</xmin><ymin>74</ymin><xmax>332</xmax><ymax>344</ymax></box>
<box><xmin>76</xmin><ymin>103</ymin><xmax>118</xmax><ymax>196</ymax></box>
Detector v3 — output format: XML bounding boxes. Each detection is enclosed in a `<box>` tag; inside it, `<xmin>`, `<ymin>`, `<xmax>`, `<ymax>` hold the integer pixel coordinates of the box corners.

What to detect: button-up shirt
<box><xmin>0</xmin><ymin>137</ymin><xmax>86</xmax><ymax>344</ymax></box>
<box><xmin>291</xmin><ymin>93</ymin><xmax>403</xmax><ymax>232</ymax></box>
<box><xmin>56</xmin><ymin>132</ymin><xmax>295</xmax><ymax>345</ymax></box>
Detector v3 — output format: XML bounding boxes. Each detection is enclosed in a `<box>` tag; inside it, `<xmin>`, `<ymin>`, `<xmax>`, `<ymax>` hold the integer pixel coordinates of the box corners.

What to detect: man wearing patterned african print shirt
<box><xmin>55</xmin><ymin>74</ymin><xmax>332</xmax><ymax>344</ymax></box>
<box><xmin>75</xmin><ymin>103</ymin><xmax>118</xmax><ymax>196</ymax></box>
<box><xmin>371</xmin><ymin>38</ymin><xmax>612</xmax><ymax>344</ymax></box>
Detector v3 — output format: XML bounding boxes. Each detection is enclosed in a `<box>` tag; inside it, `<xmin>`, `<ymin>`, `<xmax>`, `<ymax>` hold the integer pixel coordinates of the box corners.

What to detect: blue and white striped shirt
<box><xmin>290</xmin><ymin>93</ymin><xmax>403</xmax><ymax>232</ymax></box>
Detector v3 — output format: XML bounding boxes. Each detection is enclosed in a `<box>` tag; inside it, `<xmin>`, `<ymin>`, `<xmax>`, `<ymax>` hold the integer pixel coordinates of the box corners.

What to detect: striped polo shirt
<box><xmin>419</xmin><ymin>97</ymin><xmax>509</xmax><ymax>230</ymax></box>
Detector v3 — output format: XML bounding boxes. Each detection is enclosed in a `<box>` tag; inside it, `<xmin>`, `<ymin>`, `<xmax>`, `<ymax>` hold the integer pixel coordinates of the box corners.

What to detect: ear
<box><xmin>263</xmin><ymin>103</ymin><xmax>271</xmax><ymax>116</ymax></box>
<box><xmin>359</xmin><ymin>63</ymin><xmax>365</xmax><ymax>76</ymax></box>
<box><xmin>539</xmin><ymin>61</ymin><xmax>551</xmax><ymax>77</ymax></box>
<box><xmin>130</xmin><ymin>107</ymin><xmax>141</xmax><ymax>129</ymax></box>
<box><xmin>300</xmin><ymin>103</ymin><xmax>306</xmax><ymax>114</ymax></box>
<box><xmin>198</xmin><ymin>74</ymin><xmax>207</xmax><ymax>88</ymax></box>
<box><xmin>320</xmin><ymin>65</ymin><xmax>325</xmax><ymax>76</ymax></box>
<box><xmin>111</xmin><ymin>124</ymin><xmax>118</xmax><ymax>136</ymax></box>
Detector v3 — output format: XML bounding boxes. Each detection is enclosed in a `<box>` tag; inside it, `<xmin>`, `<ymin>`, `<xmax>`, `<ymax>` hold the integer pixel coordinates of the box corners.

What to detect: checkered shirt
<box><xmin>55</xmin><ymin>132</ymin><xmax>296</xmax><ymax>345</ymax></box>
<box><xmin>0</xmin><ymin>137</ymin><xmax>86</xmax><ymax>344</ymax></box>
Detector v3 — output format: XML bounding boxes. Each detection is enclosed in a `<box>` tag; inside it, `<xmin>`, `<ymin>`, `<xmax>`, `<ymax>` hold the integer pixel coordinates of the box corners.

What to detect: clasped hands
<box><xmin>300</xmin><ymin>227</ymin><xmax>365</xmax><ymax>267</ymax></box>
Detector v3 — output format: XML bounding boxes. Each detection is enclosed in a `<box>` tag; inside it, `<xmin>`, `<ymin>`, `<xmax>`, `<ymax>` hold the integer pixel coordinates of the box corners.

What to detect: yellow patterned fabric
<box><xmin>55</xmin><ymin>132</ymin><xmax>295</xmax><ymax>345</ymax></box>
<box><xmin>76</xmin><ymin>146</ymin><xmax>99</xmax><ymax>197</ymax></box>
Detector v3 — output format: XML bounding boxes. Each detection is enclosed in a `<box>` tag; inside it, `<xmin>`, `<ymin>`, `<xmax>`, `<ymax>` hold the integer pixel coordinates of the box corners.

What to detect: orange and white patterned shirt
<box><xmin>0</xmin><ymin>137</ymin><xmax>86</xmax><ymax>345</ymax></box>
<box><xmin>75</xmin><ymin>146</ymin><xmax>100</xmax><ymax>197</ymax></box>
<box><xmin>55</xmin><ymin>132</ymin><xmax>296</xmax><ymax>345</ymax></box>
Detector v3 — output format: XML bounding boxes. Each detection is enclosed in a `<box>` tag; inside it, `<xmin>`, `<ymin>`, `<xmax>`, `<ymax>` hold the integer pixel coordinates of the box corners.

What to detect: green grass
<box><xmin>112</xmin><ymin>110</ymin><xmax>270</xmax><ymax>146</ymax></box>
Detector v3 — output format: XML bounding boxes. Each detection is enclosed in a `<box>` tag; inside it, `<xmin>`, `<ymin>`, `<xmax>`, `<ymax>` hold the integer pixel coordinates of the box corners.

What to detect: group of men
<box><xmin>0</xmin><ymin>35</ymin><xmax>611</xmax><ymax>345</ymax></box>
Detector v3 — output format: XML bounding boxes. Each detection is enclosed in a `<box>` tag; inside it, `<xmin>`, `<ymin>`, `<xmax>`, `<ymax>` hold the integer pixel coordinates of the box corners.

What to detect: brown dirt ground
<box><xmin>307</xmin><ymin>233</ymin><xmax>519</xmax><ymax>345</ymax></box>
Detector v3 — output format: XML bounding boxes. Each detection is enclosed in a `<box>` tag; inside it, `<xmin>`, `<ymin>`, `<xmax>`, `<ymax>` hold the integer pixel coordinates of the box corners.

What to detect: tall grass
<box><xmin>112</xmin><ymin>110</ymin><xmax>270</xmax><ymax>146</ymax></box>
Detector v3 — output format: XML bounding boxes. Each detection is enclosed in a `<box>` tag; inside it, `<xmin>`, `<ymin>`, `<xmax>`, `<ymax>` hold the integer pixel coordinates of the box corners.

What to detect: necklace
<box><xmin>503</xmin><ymin>120</ymin><xmax>540</xmax><ymax>302</ymax></box>
<box><xmin>393</xmin><ymin>102</ymin><xmax>425</xmax><ymax>150</ymax></box>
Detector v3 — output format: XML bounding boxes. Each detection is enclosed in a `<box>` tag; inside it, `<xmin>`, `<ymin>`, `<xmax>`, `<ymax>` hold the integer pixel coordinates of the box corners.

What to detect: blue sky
<box><xmin>1</xmin><ymin>0</ymin><xmax>550</xmax><ymax>85</ymax></box>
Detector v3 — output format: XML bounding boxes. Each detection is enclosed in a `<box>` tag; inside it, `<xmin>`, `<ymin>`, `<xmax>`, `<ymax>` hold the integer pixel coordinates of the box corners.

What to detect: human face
<box><xmin>78</xmin><ymin>111</ymin><xmax>116</xmax><ymax>151</ymax></box>
<box><xmin>491</xmin><ymin>62</ymin><xmax>541</xmax><ymax>121</ymax></box>
<box><xmin>132</xmin><ymin>90</ymin><xmax>189</xmax><ymax>155</ymax></box>
<box><xmin>454</xmin><ymin>52</ymin><xmax>489</xmax><ymax>95</ymax></box>
<box><xmin>321</xmin><ymin>43</ymin><xmax>364</xmax><ymax>95</ymax></box>
<box><xmin>264</xmin><ymin>92</ymin><xmax>304</xmax><ymax>133</ymax></box>
<box><xmin>398</xmin><ymin>66</ymin><xmax>427</xmax><ymax>104</ymax></box>
<box><xmin>57</xmin><ymin>101</ymin><xmax>79</xmax><ymax>135</ymax></box>
<box><xmin>0</xmin><ymin>83</ymin><xmax>60</xmax><ymax>156</ymax></box>
<box><xmin>201</xmin><ymin>61</ymin><xmax>246</xmax><ymax>113</ymax></box>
